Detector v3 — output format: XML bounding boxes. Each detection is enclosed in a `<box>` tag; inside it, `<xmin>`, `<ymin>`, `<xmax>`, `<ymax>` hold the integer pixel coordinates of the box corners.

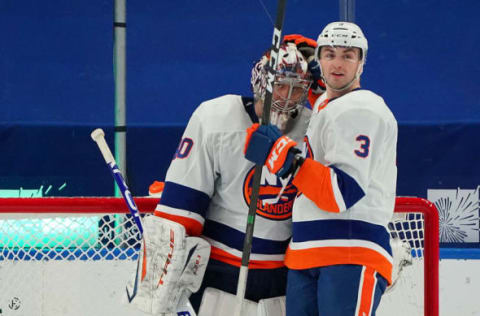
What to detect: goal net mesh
<box><xmin>0</xmin><ymin>197</ymin><xmax>438</xmax><ymax>316</ymax></box>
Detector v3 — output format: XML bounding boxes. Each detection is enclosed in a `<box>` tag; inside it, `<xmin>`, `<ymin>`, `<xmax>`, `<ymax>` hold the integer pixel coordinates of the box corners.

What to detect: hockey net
<box><xmin>0</xmin><ymin>196</ymin><xmax>438</xmax><ymax>316</ymax></box>
<box><xmin>377</xmin><ymin>197</ymin><xmax>439</xmax><ymax>316</ymax></box>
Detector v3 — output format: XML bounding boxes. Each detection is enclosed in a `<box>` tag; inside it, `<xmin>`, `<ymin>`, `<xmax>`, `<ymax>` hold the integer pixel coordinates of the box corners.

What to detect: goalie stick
<box><xmin>91</xmin><ymin>128</ymin><xmax>196</xmax><ymax>316</ymax></box>
<box><xmin>234</xmin><ymin>1</ymin><xmax>287</xmax><ymax>315</ymax></box>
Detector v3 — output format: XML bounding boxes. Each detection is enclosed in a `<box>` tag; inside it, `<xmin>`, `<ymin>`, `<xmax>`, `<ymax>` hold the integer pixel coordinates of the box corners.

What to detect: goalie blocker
<box><xmin>125</xmin><ymin>215</ymin><xmax>211</xmax><ymax>315</ymax></box>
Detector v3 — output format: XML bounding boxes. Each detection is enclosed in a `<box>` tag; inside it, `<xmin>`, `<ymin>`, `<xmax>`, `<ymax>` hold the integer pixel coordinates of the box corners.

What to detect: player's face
<box><xmin>254</xmin><ymin>74</ymin><xmax>310</xmax><ymax>133</ymax></box>
<box><xmin>272</xmin><ymin>76</ymin><xmax>309</xmax><ymax>110</ymax></box>
<box><xmin>270</xmin><ymin>77</ymin><xmax>309</xmax><ymax>132</ymax></box>
<box><xmin>319</xmin><ymin>46</ymin><xmax>362</xmax><ymax>91</ymax></box>
<box><xmin>255</xmin><ymin>77</ymin><xmax>309</xmax><ymax>116</ymax></box>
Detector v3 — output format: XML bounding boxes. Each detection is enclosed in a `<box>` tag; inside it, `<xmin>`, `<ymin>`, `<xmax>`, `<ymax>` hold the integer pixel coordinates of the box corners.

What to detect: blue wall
<box><xmin>0</xmin><ymin>0</ymin><xmax>479</xmax><ymax>199</ymax></box>
<box><xmin>1</xmin><ymin>0</ymin><xmax>479</xmax><ymax>126</ymax></box>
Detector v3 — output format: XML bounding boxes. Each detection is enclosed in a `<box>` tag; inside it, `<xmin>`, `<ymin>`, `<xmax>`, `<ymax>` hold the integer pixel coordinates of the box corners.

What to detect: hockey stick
<box><xmin>234</xmin><ymin>1</ymin><xmax>287</xmax><ymax>315</ymax></box>
<box><xmin>91</xmin><ymin>128</ymin><xmax>196</xmax><ymax>316</ymax></box>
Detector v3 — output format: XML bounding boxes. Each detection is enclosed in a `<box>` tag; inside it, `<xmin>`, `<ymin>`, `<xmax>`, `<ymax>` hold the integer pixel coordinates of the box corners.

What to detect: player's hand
<box><xmin>244</xmin><ymin>123</ymin><xmax>299</xmax><ymax>178</ymax></box>
<box><xmin>266</xmin><ymin>136</ymin><xmax>300</xmax><ymax>178</ymax></box>
<box><xmin>283</xmin><ymin>34</ymin><xmax>325</xmax><ymax>95</ymax></box>
<box><xmin>283</xmin><ymin>34</ymin><xmax>317</xmax><ymax>62</ymax></box>
<box><xmin>244</xmin><ymin>123</ymin><xmax>281</xmax><ymax>164</ymax></box>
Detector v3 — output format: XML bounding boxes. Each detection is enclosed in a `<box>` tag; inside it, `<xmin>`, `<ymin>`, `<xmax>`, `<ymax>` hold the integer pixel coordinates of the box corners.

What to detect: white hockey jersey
<box><xmin>155</xmin><ymin>94</ymin><xmax>310</xmax><ymax>269</ymax></box>
<box><xmin>285</xmin><ymin>89</ymin><xmax>398</xmax><ymax>284</ymax></box>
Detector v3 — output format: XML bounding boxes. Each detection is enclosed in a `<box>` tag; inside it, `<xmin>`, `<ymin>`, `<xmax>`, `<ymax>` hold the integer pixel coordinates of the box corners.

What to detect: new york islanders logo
<box><xmin>242</xmin><ymin>165</ymin><xmax>297</xmax><ymax>220</ymax></box>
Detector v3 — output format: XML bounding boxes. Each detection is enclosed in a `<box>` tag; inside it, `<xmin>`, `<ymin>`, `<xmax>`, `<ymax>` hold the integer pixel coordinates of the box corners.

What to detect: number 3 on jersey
<box><xmin>174</xmin><ymin>138</ymin><xmax>194</xmax><ymax>159</ymax></box>
<box><xmin>354</xmin><ymin>135</ymin><xmax>370</xmax><ymax>158</ymax></box>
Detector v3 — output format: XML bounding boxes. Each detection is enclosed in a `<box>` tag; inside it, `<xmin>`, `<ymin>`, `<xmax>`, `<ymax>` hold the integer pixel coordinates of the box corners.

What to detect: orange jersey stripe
<box><xmin>285</xmin><ymin>246</ymin><xmax>392</xmax><ymax>284</ymax></box>
<box><xmin>141</xmin><ymin>239</ymin><xmax>147</xmax><ymax>281</ymax></box>
<box><xmin>292</xmin><ymin>158</ymin><xmax>340</xmax><ymax>213</ymax></box>
<box><xmin>357</xmin><ymin>267</ymin><xmax>376</xmax><ymax>316</ymax></box>
<box><xmin>210</xmin><ymin>247</ymin><xmax>285</xmax><ymax>270</ymax></box>
<box><xmin>308</xmin><ymin>89</ymin><xmax>322</xmax><ymax>108</ymax></box>
<box><xmin>153</xmin><ymin>210</ymin><xmax>203</xmax><ymax>236</ymax></box>
<box><xmin>317</xmin><ymin>98</ymin><xmax>330</xmax><ymax>112</ymax></box>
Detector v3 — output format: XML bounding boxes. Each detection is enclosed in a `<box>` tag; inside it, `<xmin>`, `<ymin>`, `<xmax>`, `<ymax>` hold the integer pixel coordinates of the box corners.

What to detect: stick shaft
<box><xmin>91</xmin><ymin>128</ymin><xmax>197</xmax><ymax>316</ymax></box>
<box><xmin>91</xmin><ymin>128</ymin><xmax>143</xmax><ymax>234</ymax></box>
<box><xmin>235</xmin><ymin>1</ymin><xmax>288</xmax><ymax>314</ymax></box>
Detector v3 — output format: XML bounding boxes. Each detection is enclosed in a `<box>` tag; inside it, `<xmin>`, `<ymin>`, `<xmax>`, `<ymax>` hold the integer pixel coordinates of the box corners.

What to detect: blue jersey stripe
<box><xmin>159</xmin><ymin>181</ymin><xmax>210</xmax><ymax>218</ymax></box>
<box><xmin>330</xmin><ymin>165</ymin><xmax>365</xmax><ymax>209</ymax></box>
<box><xmin>203</xmin><ymin>219</ymin><xmax>290</xmax><ymax>255</ymax></box>
<box><xmin>292</xmin><ymin>219</ymin><xmax>391</xmax><ymax>254</ymax></box>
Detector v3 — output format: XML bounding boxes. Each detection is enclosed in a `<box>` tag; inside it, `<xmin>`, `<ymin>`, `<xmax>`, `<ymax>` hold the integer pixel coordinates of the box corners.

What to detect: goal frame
<box><xmin>0</xmin><ymin>196</ymin><xmax>439</xmax><ymax>315</ymax></box>
<box><xmin>393</xmin><ymin>196</ymin><xmax>439</xmax><ymax>316</ymax></box>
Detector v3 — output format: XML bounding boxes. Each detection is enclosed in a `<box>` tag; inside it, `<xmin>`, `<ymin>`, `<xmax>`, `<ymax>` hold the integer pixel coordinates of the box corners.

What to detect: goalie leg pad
<box><xmin>198</xmin><ymin>287</ymin><xmax>258</xmax><ymax>316</ymax></box>
<box><xmin>257</xmin><ymin>296</ymin><xmax>286</xmax><ymax>316</ymax></box>
<box><xmin>198</xmin><ymin>288</ymin><xmax>286</xmax><ymax>316</ymax></box>
<box><xmin>125</xmin><ymin>215</ymin><xmax>211</xmax><ymax>314</ymax></box>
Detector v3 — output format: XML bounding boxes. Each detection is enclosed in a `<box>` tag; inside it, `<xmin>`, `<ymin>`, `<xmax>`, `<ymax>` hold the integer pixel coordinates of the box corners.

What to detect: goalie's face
<box><xmin>319</xmin><ymin>46</ymin><xmax>362</xmax><ymax>94</ymax></box>
<box><xmin>272</xmin><ymin>76</ymin><xmax>310</xmax><ymax>112</ymax></box>
<box><xmin>254</xmin><ymin>75</ymin><xmax>310</xmax><ymax>133</ymax></box>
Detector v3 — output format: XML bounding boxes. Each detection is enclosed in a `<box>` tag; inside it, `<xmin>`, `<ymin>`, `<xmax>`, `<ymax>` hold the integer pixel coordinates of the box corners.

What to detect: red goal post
<box><xmin>0</xmin><ymin>196</ymin><xmax>439</xmax><ymax>316</ymax></box>
<box><xmin>391</xmin><ymin>197</ymin><xmax>439</xmax><ymax>316</ymax></box>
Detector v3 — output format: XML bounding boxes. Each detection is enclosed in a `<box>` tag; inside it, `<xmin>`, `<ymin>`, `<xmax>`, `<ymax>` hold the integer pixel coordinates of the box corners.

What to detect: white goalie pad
<box><xmin>198</xmin><ymin>287</ymin><xmax>285</xmax><ymax>316</ymax></box>
<box><xmin>198</xmin><ymin>287</ymin><xmax>257</xmax><ymax>316</ymax></box>
<box><xmin>257</xmin><ymin>296</ymin><xmax>286</xmax><ymax>316</ymax></box>
<box><xmin>125</xmin><ymin>215</ymin><xmax>211</xmax><ymax>315</ymax></box>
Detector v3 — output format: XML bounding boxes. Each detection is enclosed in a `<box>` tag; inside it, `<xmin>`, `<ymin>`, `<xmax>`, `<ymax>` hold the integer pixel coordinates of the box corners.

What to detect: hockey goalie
<box><xmin>125</xmin><ymin>38</ymin><xmax>322</xmax><ymax>316</ymax></box>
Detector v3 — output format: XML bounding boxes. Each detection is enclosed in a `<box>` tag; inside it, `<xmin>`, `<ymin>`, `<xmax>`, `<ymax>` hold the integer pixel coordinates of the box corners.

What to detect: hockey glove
<box><xmin>125</xmin><ymin>215</ymin><xmax>211</xmax><ymax>315</ymax></box>
<box><xmin>283</xmin><ymin>34</ymin><xmax>326</xmax><ymax>95</ymax></box>
<box><xmin>244</xmin><ymin>123</ymin><xmax>300</xmax><ymax>178</ymax></box>
<box><xmin>244</xmin><ymin>123</ymin><xmax>282</xmax><ymax>164</ymax></box>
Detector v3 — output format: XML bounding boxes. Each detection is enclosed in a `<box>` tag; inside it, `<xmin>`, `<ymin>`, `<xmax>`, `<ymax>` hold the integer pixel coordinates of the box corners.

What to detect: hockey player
<box><xmin>126</xmin><ymin>41</ymin><xmax>320</xmax><ymax>315</ymax></box>
<box><xmin>244</xmin><ymin>22</ymin><xmax>398</xmax><ymax>316</ymax></box>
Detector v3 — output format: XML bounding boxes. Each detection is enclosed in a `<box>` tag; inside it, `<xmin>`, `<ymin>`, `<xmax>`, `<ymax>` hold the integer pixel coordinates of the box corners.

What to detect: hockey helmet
<box><xmin>251</xmin><ymin>43</ymin><xmax>312</xmax><ymax>132</ymax></box>
<box><xmin>315</xmin><ymin>21</ymin><xmax>368</xmax><ymax>64</ymax></box>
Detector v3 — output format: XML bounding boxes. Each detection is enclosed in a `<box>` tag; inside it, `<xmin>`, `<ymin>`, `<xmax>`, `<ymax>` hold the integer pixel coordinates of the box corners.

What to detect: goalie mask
<box><xmin>251</xmin><ymin>43</ymin><xmax>312</xmax><ymax>133</ymax></box>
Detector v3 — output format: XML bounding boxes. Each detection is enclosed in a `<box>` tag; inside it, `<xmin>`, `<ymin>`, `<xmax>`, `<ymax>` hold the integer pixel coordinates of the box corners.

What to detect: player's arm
<box><xmin>153</xmin><ymin>108</ymin><xmax>218</xmax><ymax>236</ymax></box>
<box><xmin>244</xmin><ymin>109</ymin><xmax>382</xmax><ymax>213</ymax></box>
<box><xmin>294</xmin><ymin>109</ymin><xmax>385</xmax><ymax>212</ymax></box>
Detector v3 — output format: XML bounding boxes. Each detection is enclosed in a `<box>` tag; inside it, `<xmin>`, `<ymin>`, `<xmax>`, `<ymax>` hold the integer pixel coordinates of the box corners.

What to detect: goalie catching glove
<box><xmin>125</xmin><ymin>215</ymin><xmax>211</xmax><ymax>315</ymax></box>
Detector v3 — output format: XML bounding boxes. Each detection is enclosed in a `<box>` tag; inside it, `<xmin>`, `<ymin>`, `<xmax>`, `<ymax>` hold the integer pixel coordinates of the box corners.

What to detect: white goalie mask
<box><xmin>251</xmin><ymin>43</ymin><xmax>312</xmax><ymax>133</ymax></box>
